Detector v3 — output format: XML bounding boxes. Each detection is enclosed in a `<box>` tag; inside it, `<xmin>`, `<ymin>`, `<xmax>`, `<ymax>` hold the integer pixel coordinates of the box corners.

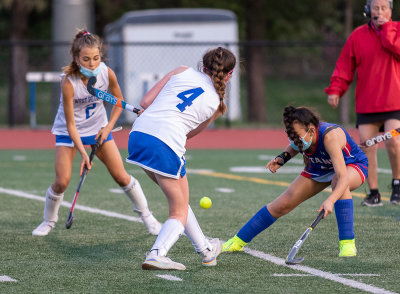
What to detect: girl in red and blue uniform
<box><xmin>223</xmin><ymin>106</ymin><xmax>368</xmax><ymax>258</ymax></box>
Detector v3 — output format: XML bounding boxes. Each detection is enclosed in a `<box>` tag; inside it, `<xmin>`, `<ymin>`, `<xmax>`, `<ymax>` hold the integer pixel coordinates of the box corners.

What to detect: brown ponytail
<box><xmin>202</xmin><ymin>47</ymin><xmax>236</xmax><ymax>114</ymax></box>
<box><xmin>62</xmin><ymin>29</ymin><xmax>103</xmax><ymax>76</ymax></box>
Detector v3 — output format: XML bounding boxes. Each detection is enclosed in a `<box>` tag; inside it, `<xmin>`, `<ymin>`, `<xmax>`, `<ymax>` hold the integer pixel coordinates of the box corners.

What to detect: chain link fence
<box><xmin>0</xmin><ymin>40</ymin><xmax>354</xmax><ymax>128</ymax></box>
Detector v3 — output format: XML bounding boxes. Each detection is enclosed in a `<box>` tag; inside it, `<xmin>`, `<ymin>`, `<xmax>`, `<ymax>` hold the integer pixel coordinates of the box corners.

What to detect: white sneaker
<box><xmin>142</xmin><ymin>251</ymin><xmax>186</xmax><ymax>270</ymax></box>
<box><xmin>201</xmin><ymin>238</ymin><xmax>223</xmax><ymax>266</ymax></box>
<box><xmin>32</xmin><ymin>221</ymin><xmax>55</xmax><ymax>236</ymax></box>
<box><xmin>141</xmin><ymin>213</ymin><xmax>162</xmax><ymax>235</ymax></box>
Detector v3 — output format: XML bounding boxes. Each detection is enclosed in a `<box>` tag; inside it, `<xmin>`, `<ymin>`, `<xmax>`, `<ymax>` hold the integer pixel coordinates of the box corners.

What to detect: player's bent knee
<box><xmin>52</xmin><ymin>180</ymin><xmax>69</xmax><ymax>193</ymax></box>
<box><xmin>268</xmin><ymin>201</ymin><xmax>294</xmax><ymax>218</ymax></box>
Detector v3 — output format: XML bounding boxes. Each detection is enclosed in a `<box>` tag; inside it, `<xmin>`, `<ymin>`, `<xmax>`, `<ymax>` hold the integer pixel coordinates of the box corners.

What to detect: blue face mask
<box><xmin>79</xmin><ymin>64</ymin><xmax>102</xmax><ymax>77</ymax></box>
<box><xmin>289</xmin><ymin>129</ymin><xmax>312</xmax><ymax>151</ymax></box>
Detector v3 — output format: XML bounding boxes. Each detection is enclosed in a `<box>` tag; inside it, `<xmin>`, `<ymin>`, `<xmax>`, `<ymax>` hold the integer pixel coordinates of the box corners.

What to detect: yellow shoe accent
<box><xmin>339</xmin><ymin>239</ymin><xmax>357</xmax><ymax>257</ymax></box>
<box><xmin>222</xmin><ymin>235</ymin><xmax>247</xmax><ymax>252</ymax></box>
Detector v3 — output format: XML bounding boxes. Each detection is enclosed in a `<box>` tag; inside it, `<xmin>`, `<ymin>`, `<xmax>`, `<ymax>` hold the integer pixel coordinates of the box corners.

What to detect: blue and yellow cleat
<box><xmin>339</xmin><ymin>239</ymin><xmax>357</xmax><ymax>257</ymax></box>
<box><xmin>222</xmin><ymin>235</ymin><xmax>247</xmax><ymax>252</ymax></box>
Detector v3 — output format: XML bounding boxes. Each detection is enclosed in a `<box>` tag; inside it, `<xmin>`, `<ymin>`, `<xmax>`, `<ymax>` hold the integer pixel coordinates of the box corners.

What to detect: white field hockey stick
<box><xmin>285</xmin><ymin>210</ymin><xmax>325</xmax><ymax>265</ymax></box>
<box><xmin>87</xmin><ymin>76</ymin><xmax>140</xmax><ymax>114</ymax></box>
<box><xmin>359</xmin><ymin>128</ymin><xmax>400</xmax><ymax>147</ymax></box>
<box><xmin>65</xmin><ymin>126</ymin><xmax>123</xmax><ymax>229</ymax></box>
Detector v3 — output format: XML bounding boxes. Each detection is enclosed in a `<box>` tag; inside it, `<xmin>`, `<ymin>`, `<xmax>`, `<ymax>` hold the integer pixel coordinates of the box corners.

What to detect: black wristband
<box><xmin>275</xmin><ymin>152</ymin><xmax>291</xmax><ymax>166</ymax></box>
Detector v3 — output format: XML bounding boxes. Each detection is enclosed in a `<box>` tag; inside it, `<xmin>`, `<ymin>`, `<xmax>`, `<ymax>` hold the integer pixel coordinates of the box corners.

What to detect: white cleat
<box><xmin>142</xmin><ymin>251</ymin><xmax>186</xmax><ymax>270</ymax></box>
<box><xmin>201</xmin><ymin>238</ymin><xmax>223</xmax><ymax>266</ymax></box>
<box><xmin>32</xmin><ymin>221</ymin><xmax>55</xmax><ymax>236</ymax></box>
<box><xmin>141</xmin><ymin>213</ymin><xmax>162</xmax><ymax>235</ymax></box>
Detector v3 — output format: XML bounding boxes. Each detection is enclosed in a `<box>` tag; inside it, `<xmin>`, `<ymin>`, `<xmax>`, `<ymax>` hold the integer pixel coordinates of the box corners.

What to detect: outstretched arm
<box><xmin>96</xmin><ymin>67</ymin><xmax>123</xmax><ymax>143</ymax></box>
<box><xmin>140</xmin><ymin>66</ymin><xmax>189</xmax><ymax>109</ymax></box>
<box><xmin>319</xmin><ymin>128</ymin><xmax>348</xmax><ymax>217</ymax></box>
<box><xmin>266</xmin><ymin>146</ymin><xmax>298</xmax><ymax>173</ymax></box>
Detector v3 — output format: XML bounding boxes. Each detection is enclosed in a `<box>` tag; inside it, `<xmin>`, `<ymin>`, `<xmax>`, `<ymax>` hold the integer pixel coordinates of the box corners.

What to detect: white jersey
<box><xmin>131</xmin><ymin>67</ymin><xmax>220</xmax><ymax>157</ymax></box>
<box><xmin>52</xmin><ymin>62</ymin><xmax>109</xmax><ymax>136</ymax></box>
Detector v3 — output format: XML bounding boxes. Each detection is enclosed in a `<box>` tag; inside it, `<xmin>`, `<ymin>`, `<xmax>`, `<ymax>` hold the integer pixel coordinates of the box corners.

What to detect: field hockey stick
<box><xmin>87</xmin><ymin>76</ymin><xmax>140</xmax><ymax>114</ymax></box>
<box><xmin>65</xmin><ymin>126</ymin><xmax>123</xmax><ymax>229</ymax></box>
<box><xmin>285</xmin><ymin>210</ymin><xmax>325</xmax><ymax>265</ymax></box>
<box><xmin>359</xmin><ymin>128</ymin><xmax>400</xmax><ymax>147</ymax></box>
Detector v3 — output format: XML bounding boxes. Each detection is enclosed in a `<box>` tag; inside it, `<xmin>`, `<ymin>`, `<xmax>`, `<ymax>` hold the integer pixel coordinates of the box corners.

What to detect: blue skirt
<box><xmin>126</xmin><ymin>131</ymin><xmax>186</xmax><ymax>179</ymax></box>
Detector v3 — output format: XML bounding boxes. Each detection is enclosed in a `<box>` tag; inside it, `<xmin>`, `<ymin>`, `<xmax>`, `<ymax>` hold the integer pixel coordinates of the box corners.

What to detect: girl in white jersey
<box><xmin>32</xmin><ymin>30</ymin><xmax>161</xmax><ymax>237</ymax></box>
<box><xmin>127</xmin><ymin>47</ymin><xmax>236</xmax><ymax>270</ymax></box>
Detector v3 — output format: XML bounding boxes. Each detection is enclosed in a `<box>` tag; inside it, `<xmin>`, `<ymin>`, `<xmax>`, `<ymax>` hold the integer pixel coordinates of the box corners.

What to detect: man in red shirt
<box><xmin>325</xmin><ymin>0</ymin><xmax>400</xmax><ymax>206</ymax></box>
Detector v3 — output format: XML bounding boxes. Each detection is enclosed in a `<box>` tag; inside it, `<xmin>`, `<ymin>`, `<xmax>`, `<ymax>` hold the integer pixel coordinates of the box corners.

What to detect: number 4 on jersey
<box><xmin>176</xmin><ymin>87</ymin><xmax>204</xmax><ymax>112</ymax></box>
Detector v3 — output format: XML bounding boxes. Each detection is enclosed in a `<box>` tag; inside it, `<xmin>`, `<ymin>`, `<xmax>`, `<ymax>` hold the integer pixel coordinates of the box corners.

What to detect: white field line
<box><xmin>273</xmin><ymin>273</ymin><xmax>380</xmax><ymax>277</ymax></box>
<box><xmin>230</xmin><ymin>166</ymin><xmax>303</xmax><ymax>174</ymax></box>
<box><xmin>1</xmin><ymin>187</ymin><xmax>397</xmax><ymax>294</ymax></box>
<box><xmin>156</xmin><ymin>274</ymin><xmax>183</xmax><ymax>281</ymax></box>
<box><xmin>0</xmin><ymin>187</ymin><xmax>141</xmax><ymax>223</ymax></box>
<box><xmin>245</xmin><ymin>248</ymin><xmax>397</xmax><ymax>294</ymax></box>
<box><xmin>0</xmin><ymin>276</ymin><xmax>18</xmax><ymax>282</ymax></box>
<box><xmin>215</xmin><ymin>187</ymin><xmax>235</xmax><ymax>193</ymax></box>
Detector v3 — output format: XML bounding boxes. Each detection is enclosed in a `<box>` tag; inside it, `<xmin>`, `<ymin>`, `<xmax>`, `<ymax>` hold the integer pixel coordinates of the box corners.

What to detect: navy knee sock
<box><xmin>334</xmin><ymin>199</ymin><xmax>354</xmax><ymax>240</ymax></box>
<box><xmin>237</xmin><ymin>206</ymin><xmax>276</xmax><ymax>243</ymax></box>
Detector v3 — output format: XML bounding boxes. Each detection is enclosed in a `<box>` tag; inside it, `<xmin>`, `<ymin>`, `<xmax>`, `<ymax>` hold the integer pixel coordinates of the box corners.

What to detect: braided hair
<box><xmin>202</xmin><ymin>47</ymin><xmax>236</xmax><ymax>113</ymax></box>
<box><xmin>62</xmin><ymin>29</ymin><xmax>104</xmax><ymax>76</ymax></box>
<box><xmin>283</xmin><ymin>105</ymin><xmax>320</xmax><ymax>152</ymax></box>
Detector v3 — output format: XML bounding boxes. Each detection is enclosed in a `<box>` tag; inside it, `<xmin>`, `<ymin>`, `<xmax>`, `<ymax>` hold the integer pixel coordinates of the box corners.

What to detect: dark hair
<box><xmin>283</xmin><ymin>105</ymin><xmax>320</xmax><ymax>151</ymax></box>
<box><xmin>62</xmin><ymin>30</ymin><xmax>103</xmax><ymax>76</ymax></box>
<box><xmin>202</xmin><ymin>47</ymin><xmax>236</xmax><ymax>113</ymax></box>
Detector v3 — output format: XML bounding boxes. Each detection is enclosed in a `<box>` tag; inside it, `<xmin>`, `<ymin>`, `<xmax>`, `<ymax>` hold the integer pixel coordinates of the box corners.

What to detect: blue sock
<box><xmin>334</xmin><ymin>199</ymin><xmax>354</xmax><ymax>240</ymax></box>
<box><xmin>237</xmin><ymin>206</ymin><xmax>276</xmax><ymax>243</ymax></box>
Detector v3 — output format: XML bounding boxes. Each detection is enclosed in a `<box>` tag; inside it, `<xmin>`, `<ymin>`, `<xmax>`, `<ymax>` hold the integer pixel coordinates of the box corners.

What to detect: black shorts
<box><xmin>356</xmin><ymin>110</ymin><xmax>400</xmax><ymax>132</ymax></box>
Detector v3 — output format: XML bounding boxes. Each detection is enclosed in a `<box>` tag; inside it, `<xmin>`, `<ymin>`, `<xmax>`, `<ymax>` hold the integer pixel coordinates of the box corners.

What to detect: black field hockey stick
<box><xmin>65</xmin><ymin>126</ymin><xmax>123</xmax><ymax>229</ymax></box>
<box><xmin>285</xmin><ymin>210</ymin><xmax>325</xmax><ymax>265</ymax></box>
<box><xmin>359</xmin><ymin>128</ymin><xmax>400</xmax><ymax>147</ymax></box>
<box><xmin>87</xmin><ymin>77</ymin><xmax>140</xmax><ymax>114</ymax></box>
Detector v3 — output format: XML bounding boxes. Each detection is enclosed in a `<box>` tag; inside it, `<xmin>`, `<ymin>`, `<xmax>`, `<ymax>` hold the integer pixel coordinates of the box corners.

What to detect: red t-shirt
<box><xmin>325</xmin><ymin>21</ymin><xmax>400</xmax><ymax>114</ymax></box>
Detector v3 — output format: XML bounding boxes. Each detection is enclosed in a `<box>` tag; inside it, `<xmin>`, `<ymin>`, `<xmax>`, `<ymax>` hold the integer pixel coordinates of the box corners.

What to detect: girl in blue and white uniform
<box><xmin>32</xmin><ymin>30</ymin><xmax>161</xmax><ymax>237</ymax></box>
<box><xmin>126</xmin><ymin>47</ymin><xmax>236</xmax><ymax>270</ymax></box>
<box><xmin>223</xmin><ymin>106</ymin><xmax>368</xmax><ymax>258</ymax></box>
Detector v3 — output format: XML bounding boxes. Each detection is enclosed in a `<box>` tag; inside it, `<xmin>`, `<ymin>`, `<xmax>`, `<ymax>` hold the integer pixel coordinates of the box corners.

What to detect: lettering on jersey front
<box><xmin>309</xmin><ymin>157</ymin><xmax>332</xmax><ymax>165</ymax></box>
<box><xmin>74</xmin><ymin>96</ymin><xmax>98</xmax><ymax>104</ymax></box>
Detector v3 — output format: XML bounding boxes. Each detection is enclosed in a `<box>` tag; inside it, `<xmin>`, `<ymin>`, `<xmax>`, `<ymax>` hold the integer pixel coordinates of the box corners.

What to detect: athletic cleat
<box><xmin>390</xmin><ymin>180</ymin><xmax>400</xmax><ymax>205</ymax></box>
<box><xmin>201</xmin><ymin>238</ymin><xmax>223</xmax><ymax>266</ymax></box>
<box><xmin>361</xmin><ymin>192</ymin><xmax>382</xmax><ymax>207</ymax></box>
<box><xmin>339</xmin><ymin>239</ymin><xmax>357</xmax><ymax>257</ymax></box>
<box><xmin>32</xmin><ymin>221</ymin><xmax>55</xmax><ymax>236</ymax></box>
<box><xmin>222</xmin><ymin>235</ymin><xmax>247</xmax><ymax>252</ymax></box>
<box><xmin>141</xmin><ymin>213</ymin><xmax>162</xmax><ymax>235</ymax></box>
<box><xmin>142</xmin><ymin>251</ymin><xmax>186</xmax><ymax>270</ymax></box>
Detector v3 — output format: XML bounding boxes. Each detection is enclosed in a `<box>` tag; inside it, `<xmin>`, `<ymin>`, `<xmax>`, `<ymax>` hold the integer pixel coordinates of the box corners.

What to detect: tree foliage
<box><xmin>1</xmin><ymin>0</ymin><xmax>397</xmax><ymax>41</ymax></box>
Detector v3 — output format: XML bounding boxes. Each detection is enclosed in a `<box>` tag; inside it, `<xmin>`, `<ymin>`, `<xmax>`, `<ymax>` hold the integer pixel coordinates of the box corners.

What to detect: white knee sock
<box><xmin>122</xmin><ymin>176</ymin><xmax>151</xmax><ymax>216</ymax></box>
<box><xmin>151</xmin><ymin>219</ymin><xmax>184</xmax><ymax>256</ymax></box>
<box><xmin>184</xmin><ymin>205</ymin><xmax>212</xmax><ymax>253</ymax></box>
<box><xmin>44</xmin><ymin>186</ymin><xmax>64</xmax><ymax>223</ymax></box>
